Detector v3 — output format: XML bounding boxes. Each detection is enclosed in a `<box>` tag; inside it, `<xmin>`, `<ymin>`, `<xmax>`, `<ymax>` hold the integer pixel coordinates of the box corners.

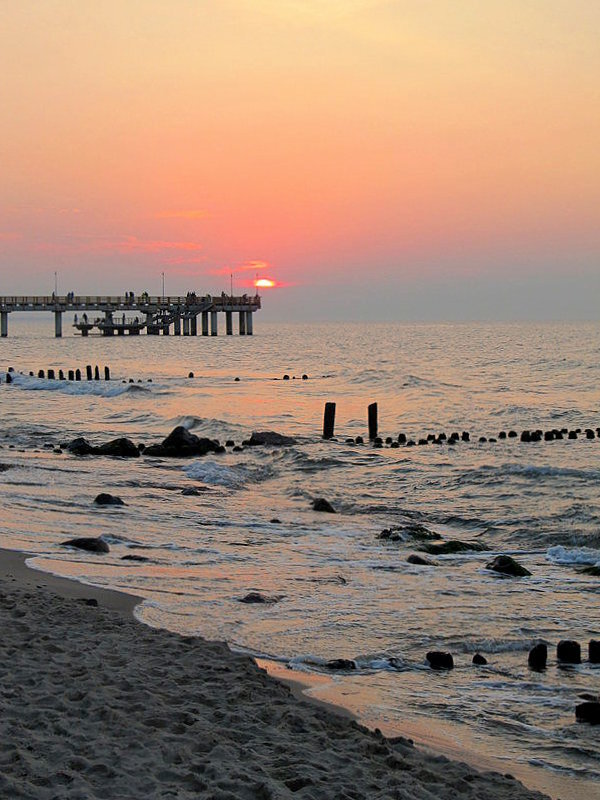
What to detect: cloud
<box><xmin>209</xmin><ymin>259</ymin><xmax>270</xmax><ymax>276</ymax></box>
<box><xmin>155</xmin><ymin>210</ymin><xmax>208</xmax><ymax>220</ymax></box>
<box><xmin>164</xmin><ymin>255</ymin><xmax>207</xmax><ymax>265</ymax></box>
<box><xmin>64</xmin><ymin>234</ymin><xmax>204</xmax><ymax>255</ymax></box>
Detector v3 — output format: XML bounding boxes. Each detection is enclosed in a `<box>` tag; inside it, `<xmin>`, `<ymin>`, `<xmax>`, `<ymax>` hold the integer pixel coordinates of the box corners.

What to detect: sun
<box><xmin>254</xmin><ymin>278</ymin><xmax>276</xmax><ymax>288</ymax></box>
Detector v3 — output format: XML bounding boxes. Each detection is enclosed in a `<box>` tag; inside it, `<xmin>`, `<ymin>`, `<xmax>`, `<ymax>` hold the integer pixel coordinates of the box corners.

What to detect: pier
<box><xmin>0</xmin><ymin>293</ymin><xmax>261</xmax><ymax>338</ymax></box>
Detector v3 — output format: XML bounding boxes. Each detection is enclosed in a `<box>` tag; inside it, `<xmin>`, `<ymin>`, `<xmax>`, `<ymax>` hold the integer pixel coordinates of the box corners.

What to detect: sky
<box><xmin>0</xmin><ymin>1</ymin><xmax>599</xmax><ymax>321</ymax></box>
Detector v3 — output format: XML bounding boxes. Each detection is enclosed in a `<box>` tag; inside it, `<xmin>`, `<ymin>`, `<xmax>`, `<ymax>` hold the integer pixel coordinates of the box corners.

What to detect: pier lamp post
<box><xmin>161</xmin><ymin>271</ymin><xmax>165</xmax><ymax>299</ymax></box>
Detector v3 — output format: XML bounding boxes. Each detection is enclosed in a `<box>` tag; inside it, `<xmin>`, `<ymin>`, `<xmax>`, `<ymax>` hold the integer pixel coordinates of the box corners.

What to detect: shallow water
<box><xmin>1</xmin><ymin>316</ymin><xmax>599</xmax><ymax>799</ymax></box>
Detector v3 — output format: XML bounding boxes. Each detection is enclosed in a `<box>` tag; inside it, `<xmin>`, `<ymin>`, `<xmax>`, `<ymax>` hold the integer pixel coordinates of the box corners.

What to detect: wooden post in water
<box><xmin>86</xmin><ymin>365</ymin><xmax>92</xmax><ymax>380</ymax></box>
<box><xmin>38</xmin><ymin>370</ymin><xmax>45</xmax><ymax>378</ymax></box>
<box><xmin>94</xmin><ymin>365</ymin><xmax>100</xmax><ymax>380</ymax></box>
<box><xmin>47</xmin><ymin>369</ymin><xmax>55</xmax><ymax>380</ymax></box>
<box><xmin>104</xmin><ymin>366</ymin><xmax>110</xmax><ymax>381</ymax></box>
<box><xmin>368</xmin><ymin>402</ymin><xmax>378</xmax><ymax>441</ymax></box>
<box><xmin>323</xmin><ymin>402</ymin><xmax>336</xmax><ymax>439</ymax></box>
<box><xmin>68</xmin><ymin>370</ymin><xmax>74</xmax><ymax>381</ymax></box>
<box><xmin>75</xmin><ymin>369</ymin><xmax>81</xmax><ymax>381</ymax></box>
<box><xmin>58</xmin><ymin>369</ymin><xmax>64</xmax><ymax>380</ymax></box>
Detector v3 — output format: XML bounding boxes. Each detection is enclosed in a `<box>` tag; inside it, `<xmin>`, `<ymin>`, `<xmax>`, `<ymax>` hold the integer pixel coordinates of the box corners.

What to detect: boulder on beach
<box><xmin>144</xmin><ymin>426</ymin><xmax>223</xmax><ymax>458</ymax></box>
<box><xmin>580</xmin><ymin>565</ymin><xmax>600</xmax><ymax>576</ymax></box>
<box><xmin>326</xmin><ymin>659</ymin><xmax>356</xmax><ymax>670</ymax></box>
<box><xmin>378</xmin><ymin>524</ymin><xmax>441</xmax><ymax>543</ymax></box>
<box><xmin>589</xmin><ymin>640</ymin><xmax>600</xmax><ymax>663</ymax></box>
<box><xmin>96</xmin><ymin>438</ymin><xmax>140</xmax><ymax>458</ymax></box>
<box><xmin>246</xmin><ymin>430</ymin><xmax>297</xmax><ymax>447</ymax></box>
<box><xmin>181</xmin><ymin>486</ymin><xmax>207</xmax><ymax>496</ymax></box>
<box><xmin>528</xmin><ymin>643</ymin><xmax>547</xmax><ymax>670</ymax></box>
<box><xmin>576</xmin><ymin>702</ymin><xmax>600</xmax><ymax>725</ymax></box>
<box><xmin>472</xmin><ymin>653</ymin><xmax>488</xmax><ymax>665</ymax></box>
<box><xmin>94</xmin><ymin>493</ymin><xmax>125</xmax><ymax>506</ymax></box>
<box><xmin>426</xmin><ymin>651</ymin><xmax>454</xmax><ymax>670</ymax></box>
<box><xmin>121</xmin><ymin>554</ymin><xmax>150</xmax><ymax>562</ymax></box>
<box><xmin>421</xmin><ymin>540</ymin><xmax>489</xmax><ymax>555</ymax></box>
<box><xmin>407</xmin><ymin>554</ymin><xmax>437</xmax><ymax>566</ymax></box>
<box><xmin>312</xmin><ymin>498</ymin><xmax>336</xmax><ymax>513</ymax></box>
<box><xmin>485</xmin><ymin>555</ymin><xmax>531</xmax><ymax>577</ymax></box>
<box><xmin>61</xmin><ymin>536</ymin><xmax>110</xmax><ymax>554</ymax></box>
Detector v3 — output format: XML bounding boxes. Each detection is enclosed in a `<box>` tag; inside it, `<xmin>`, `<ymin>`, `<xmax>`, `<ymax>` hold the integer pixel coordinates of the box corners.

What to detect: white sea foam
<box><xmin>183</xmin><ymin>460</ymin><xmax>250</xmax><ymax>488</ymax></box>
<box><xmin>546</xmin><ymin>545</ymin><xmax>600</xmax><ymax>566</ymax></box>
<box><xmin>8</xmin><ymin>374</ymin><xmax>151</xmax><ymax>398</ymax></box>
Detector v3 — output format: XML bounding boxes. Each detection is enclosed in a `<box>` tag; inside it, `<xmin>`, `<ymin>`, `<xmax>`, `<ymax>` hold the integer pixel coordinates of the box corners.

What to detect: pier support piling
<box><xmin>368</xmin><ymin>403</ymin><xmax>378</xmax><ymax>441</ymax></box>
<box><xmin>94</xmin><ymin>365</ymin><xmax>100</xmax><ymax>380</ymax></box>
<box><xmin>239</xmin><ymin>311</ymin><xmax>246</xmax><ymax>336</ymax></box>
<box><xmin>54</xmin><ymin>311</ymin><xmax>63</xmax><ymax>338</ymax></box>
<box><xmin>75</xmin><ymin>369</ymin><xmax>81</xmax><ymax>381</ymax></box>
<box><xmin>190</xmin><ymin>316</ymin><xmax>198</xmax><ymax>336</ymax></box>
<box><xmin>323</xmin><ymin>402</ymin><xmax>336</xmax><ymax>439</ymax></box>
<box><xmin>226</xmin><ymin>311</ymin><xmax>233</xmax><ymax>335</ymax></box>
<box><xmin>86</xmin><ymin>365</ymin><xmax>92</xmax><ymax>381</ymax></box>
<box><xmin>182</xmin><ymin>317</ymin><xmax>190</xmax><ymax>336</ymax></box>
<box><xmin>173</xmin><ymin>316</ymin><xmax>181</xmax><ymax>335</ymax></box>
<box><xmin>1</xmin><ymin>311</ymin><xmax>7</xmax><ymax>338</ymax></box>
<box><xmin>246</xmin><ymin>311</ymin><xmax>253</xmax><ymax>335</ymax></box>
<box><xmin>210</xmin><ymin>310</ymin><xmax>218</xmax><ymax>336</ymax></box>
<box><xmin>202</xmin><ymin>311</ymin><xmax>209</xmax><ymax>336</ymax></box>
<box><xmin>104</xmin><ymin>366</ymin><xmax>110</xmax><ymax>381</ymax></box>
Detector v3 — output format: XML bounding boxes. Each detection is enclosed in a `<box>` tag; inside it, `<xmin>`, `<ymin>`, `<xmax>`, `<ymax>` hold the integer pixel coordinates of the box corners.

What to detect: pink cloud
<box><xmin>209</xmin><ymin>259</ymin><xmax>270</xmax><ymax>277</ymax></box>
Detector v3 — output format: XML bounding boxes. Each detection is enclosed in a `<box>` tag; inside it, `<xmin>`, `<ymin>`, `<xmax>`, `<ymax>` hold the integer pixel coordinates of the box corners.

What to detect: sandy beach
<box><xmin>0</xmin><ymin>548</ymin><xmax>551</xmax><ymax>800</ymax></box>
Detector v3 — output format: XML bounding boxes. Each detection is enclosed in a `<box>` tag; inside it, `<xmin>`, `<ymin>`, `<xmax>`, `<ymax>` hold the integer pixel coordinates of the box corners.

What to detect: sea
<box><xmin>1</xmin><ymin>315</ymin><xmax>599</xmax><ymax>799</ymax></box>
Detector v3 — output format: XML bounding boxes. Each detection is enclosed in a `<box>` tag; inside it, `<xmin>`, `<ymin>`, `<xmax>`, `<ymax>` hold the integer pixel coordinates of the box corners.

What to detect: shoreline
<box><xmin>0</xmin><ymin>546</ymin><xmax>550</xmax><ymax>800</ymax></box>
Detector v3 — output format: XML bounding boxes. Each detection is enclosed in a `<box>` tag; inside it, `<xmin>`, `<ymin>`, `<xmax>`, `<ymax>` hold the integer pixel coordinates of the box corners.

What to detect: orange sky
<box><xmin>1</xmin><ymin>1</ymin><xmax>599</xmax><ymax>318</ymax></box>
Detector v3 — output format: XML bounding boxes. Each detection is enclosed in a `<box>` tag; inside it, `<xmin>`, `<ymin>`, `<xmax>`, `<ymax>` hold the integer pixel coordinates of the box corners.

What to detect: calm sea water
<box><xmin>1</xmin><ymin>316</ymin><xmax>599</xmax><ymax>799</ymax></box>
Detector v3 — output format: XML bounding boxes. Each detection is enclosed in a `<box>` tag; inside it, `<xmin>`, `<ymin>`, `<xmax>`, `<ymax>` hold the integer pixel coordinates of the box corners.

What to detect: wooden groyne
<box><xmin>0</xmin><ymin>293</ymin><xmax>261</xmax><ymax>338</ymax></box>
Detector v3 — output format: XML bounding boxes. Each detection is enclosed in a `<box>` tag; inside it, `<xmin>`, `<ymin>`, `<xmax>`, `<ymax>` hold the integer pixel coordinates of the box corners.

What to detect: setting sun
<box><xmin>254</xmin><ymin>278</ymin><xmax>276</xmax><ymax>288</ymax></box>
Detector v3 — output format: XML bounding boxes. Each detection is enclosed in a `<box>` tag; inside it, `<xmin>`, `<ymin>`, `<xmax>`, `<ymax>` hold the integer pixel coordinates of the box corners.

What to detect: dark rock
<box><xmin>498</xmin><ymin>431</ymin><xmax>507</xmax><ymax>439</ymax></box>
<box><xmin>374</xmin><ymin>436</ymin><xmax>383</xmax><ymax>445</ymax></box>
<box><xmin>225</xmin><ymin>440</ymin><xmax>235</xmax><ymax>447</ymax></box>
<box><xmin>426</xmin><ymin>651</ymin><xmax>454</xmax><ymax>670</ymax></box>
<box><xmin>283</xmin><ymin>374</ymin><xmax>290</xmax><ymax>380</ymax></box>
<box><xmin>239</xmin><ymin>592</ymin><xmax>278</xmax><ymax>604</ymax></box>
<box><xmin>390</xmin><ymin>441</ymin><xmax>399</xmax><ymax>448</ymax></box>
<box><xmin>521</xmin><ymin>431</ymin><xmax>531</xmax><ymax>442</ymax></box>
<box><xmin>397</xmin><ymin>434</ymin><xmax>407</xmax><ymax>444</ymax></box>
<box><xmin>53</xmin><ymin>448</ymin><xmax>62</xmax><ymax>454</ymax></box>
<box><xmin>181</xmin><ymin>487</ymin><xmax>206</xmax><ymax>496</ymax></box>
<box><xmin>385</xmin><ymin>437</ymin><xmax>393</xmax><ymax>444</ymax></box>
<box><xmin>528</xmin><ymin>643</ymin><xmax>547</xmax><ymax>670</ymax></box>
<box><xmin>96</xmin><ymin>438</ymin><xmax>139</xmax><ymax>457</ymax></box>
<box><xmin>138</xmin><ymin>443</ymin><xmax>146</xmax><ymax>452</ymax></box>
<box><xmin>589</xmin><ymin>640</ymin><xmax>600</xmax><ymax>663</ymax></box>
<box><xmin>94</xmin><ymin>493</ymin><xmax>125</xmax><ymax>506</ymax></box>
<box><xmin>188</xmin><ymin>372</ymin><xmax>194</xmax><ymax>378</ymax></box>
<box><xmin>568</xmin><ymin>431</ymin><xmax>577</xmax><ymax>440</ymax></box>
<box><xmin>580</xmin><ymin>565</ymin><xmax>600</xmax><ymax>576</ymax></box>
<box><xmin>246</xmin><ymin>430</ymin><xmax>297</xmax><ymax>447</ymax></box>
<box><xmin>422</xmin><ymin>540</ymin><xmax>489</xmax><ymax>555</ymax></box>
<box><xmin>472</xmin><ymin>653</ymin><xmax>488</xmax><ymax>665</ymax></box>
<box><xmin>586</xmin><ymin>429</ymin><xmax>595</xmax><ymax>439</ymax></box>
<box><xmin>418</xmin><ymin>439</ymin><xmax>428</xmax><ymax>446</ymax></box>
<box><xmin>485</xmin><ymin>555</ymin><xmax>531</xmax><ymax>577</ymax></box>
<box><xmin>270</xmin><ymin>518</ymin><xmax>281</xmax><ymax>524</ymax></box>
<box><xmin>65</xmin><ymin>437</ymin><xmax>95</xmax><ymax>455</ymax></box>
<box><xmin>461</xmin><ymin>432</ymin><xmax>470</xmax><ymax>441</ymax></box>
<box><xmin>61</xmin><ymin>536</ymin><xmax>110</xmax><ymax>554</ymax></box>
<box><xmin>378</xmin><ymin>524</ymin><xmax>441</xmax><ymax>543</ymax></box>
<box><xmin>557</xmin><ymin>640</ymin><xmax>581</xmax><ymax>664</ymax></box>
<box><xmin>544</xmin><ymin>431</ymin><xmax>554</xmax><ymax>441</ymax></box>
<box><xmin>312</xmin><ymin>498</ymin><xmax>336</xmax><ymax>513</ymax></box>
<box><xmin>5</xmin><ymin>373</ymin><xmax>12</xmax><ymax>384</ymax></box>
<box><xmin>144</xmin><ymin>426</ymin><xmax>221</xmax><ymax>458</ymax></box>
<box><xmin>488</xmin><ymin>438</ymin><xmax>497</xmax><ymax>443</ymax></box>
<box><xmin>576</xmin><ymin>702</ymin><xmax>600</xmax><ymax>725</ymax></box>
<box><xmin>508</xmin><ymin>430</ymin><xmax>517</xmax><ymax>438</ymax></box>
<box><xmin>355</xmin><ymin>436</ymin><xmax>364</xmax><ymax>444</ymax></box>
<box><xmin>302</xmin><ymin>374</ymin><xmax>308</xmax><ymax>380</ymax></box>
<box><xmin>407</xmin><ymin>554</ymin><xmax>437</xmax><ymax>566</ymax></box>
<box><xmin>78</xmin><ymin>598</ymin><xmax>98</xmax><ymax>607</ymax></box>
<box><xmin>406</xmin><ymin>440</ymin><xmax>415</xmax><ymax>446</ymax></box>
<box><xmin>232</xmin><ymin>445</ymin><xmax>244</xmax><ymax>452</ymax></box>
<box><xmin>530</xmin><ymin>431</ymin><xmax>542</xmax><ymax>442</ymax></box>
<box><xmin>326</xmin><ymin>659</ymin><xmax>356</xmax><ymax>670</ymax></box>
<box><xmin>121</xmin><ymin>554</ymin><xmax>150</xmax><ymax>562</ymax></box>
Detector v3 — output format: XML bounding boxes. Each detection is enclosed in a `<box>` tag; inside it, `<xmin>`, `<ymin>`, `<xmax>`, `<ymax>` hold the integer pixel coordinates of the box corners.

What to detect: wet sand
<box><xmin>0</xmin><ymin>547</ymin><xmax>550</xmax><ymax>799</ymax></box>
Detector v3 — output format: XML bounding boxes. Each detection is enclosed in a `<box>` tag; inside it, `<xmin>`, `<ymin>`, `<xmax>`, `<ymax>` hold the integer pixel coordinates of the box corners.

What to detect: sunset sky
<box><xmin>1</xmin><ymin>1</ymin><xmax>598</xmax><ymax>320</ymax></box>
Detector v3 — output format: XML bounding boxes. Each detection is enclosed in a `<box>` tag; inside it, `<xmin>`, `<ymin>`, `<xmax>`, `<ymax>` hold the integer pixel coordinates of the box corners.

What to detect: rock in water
<box><xmin>96</xmin><ymin>438</ymin><xmax>140</xmax><ymax>457</ymax></box>
<box><xmin>65</xmin><ymin>437</ymin><xmax>95</xmax><ymax>455</ymax></box>
<box><xmin>557</xmin><ymin>640</ymin><xmax>581</xmax><ymax>664</ymax></box>
<box><xmin>378</xmin><ymin>524</ymin><xmax>441</xmax><ymax>542</ymax></box>
<box><xmin>61</xmin><ymin>537</ymin><xmax>110</xmax><ymax>554</ymax></box>
<box><xmin>246</xmin><ymin>430</ymin><xmax>297</xmax><ymax>447</ymax></box>
<box><xmin>94</xmin><ymin>493</ymin><xmax>125</xmax><ymax>506</ymax></box>
<box><xmin>472</xmin><ymin>653</ymin><xmax>488</xmax><ymax>665</ymax></box>
<box><xmin>426</xmin><ymin>651</ymin><xmax>454</xmax><ymax>670</ymax></box>
<box><xmin>238</xmin><ymin>592</ymin><xmax>279</xmax><ymax>604</ymax></box>
<box><xmin>576</xmin><ymin>702</ymin><xmax>600</xmax><ymax>725</ymax></box>
<box><xmin>528</xmin><ymin>643</ymin><xmax>547</xmax><ymax>670</ymax></box>
<box><xmin>312</xmin><ymin>498</ymin><xmax>336</xmax><ymax>513</ymax></box>
<box><xmin>422</xmin><ymin>540</ymin><xmax>488</xmax><ymax>555</ymax></box>
<box><xmin>144</xmin><ymin>426</ymin><xmax>222</xmax><ymax>457</ymax></box>
<box><xmin>485</xmin><ymin>555</ymin><xmax>531</xmax><ymax>577</ymax></box>
<box><xmin>407</xmin><ymin>554</ymin><xmax>437</xmax><ymax>566</ymax></box>
<box><xmin>326</xmin><ymin>659</ymin><xmax>356</xmax><ymax>670</ymax></box>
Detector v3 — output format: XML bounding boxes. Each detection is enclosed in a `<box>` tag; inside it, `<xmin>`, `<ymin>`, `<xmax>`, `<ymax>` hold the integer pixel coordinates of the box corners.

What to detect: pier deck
<box><xmin>0</xmin><ymin>294</ymin><xmax>261</xmax><ymax>337</ymax></box>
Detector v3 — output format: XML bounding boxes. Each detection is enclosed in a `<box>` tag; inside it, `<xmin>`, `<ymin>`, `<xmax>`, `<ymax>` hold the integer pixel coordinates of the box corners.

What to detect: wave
<box><xmin>183</xmin><ymin>460</ymin><xmax>273</xmax><ymax>488</ymax></box>
<box><xmin>546</xmin><ymin>545</ymin><xmax>600</xmax><ymax>566</ymax></box>
<box><xmin>8</xmin><ymin>374</ymin><xmax>153</xmax><ymax>398</ymax></box>
<box><xmin>460</xmin><ymin>463</ymin><xmax>600</xmax><ymax>483</ymax></box>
